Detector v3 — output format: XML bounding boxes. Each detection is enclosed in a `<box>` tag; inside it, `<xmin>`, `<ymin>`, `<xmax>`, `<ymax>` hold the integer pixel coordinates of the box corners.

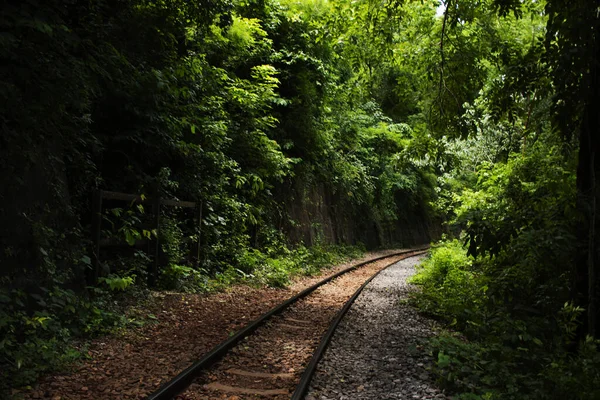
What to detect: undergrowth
<box><xmin>1</xmin><ymin>243</ymin><xmax>364</xmax><ymax>394</ymax></box>
<box><xmin>160</xmin><ymin>243</ymin><xmax>365</xmax><ymax>292</ymax></box>
<box><xmin>0</xmin><ymin>282</ymin><xmax>156</xmax><ymax>394</ymax></box>
<box><xmin>409</xmin><ymin>139</ymin><xmax>600</xmax><ymax>399</ymax></box>
<box><xmin>411</xmin><ymin>241</ymin><xmax>600</xmax><ymax>400</ymax></box>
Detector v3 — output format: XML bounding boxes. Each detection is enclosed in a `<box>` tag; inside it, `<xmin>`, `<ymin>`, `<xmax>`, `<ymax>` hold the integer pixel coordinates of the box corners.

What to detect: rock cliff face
<box><xmin>279</xmin><ymin>180</ymin><xmax>441</xmax><ymax>249</ymax></box>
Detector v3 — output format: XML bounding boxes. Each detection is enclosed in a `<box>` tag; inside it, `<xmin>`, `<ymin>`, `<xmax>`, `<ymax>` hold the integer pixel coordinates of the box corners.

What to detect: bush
<box><xmin>0</xmin><ymin>286</ymin><xmax>125</xmax><ymax>392</ymax></box>
<box><xmin>428</xmin><ymin>332</ymin><xmax>600</xmax><ymax>400</ymax></box>
<box><xmin>543</xmin><ymin>337</ymin><xmax>600</xmax><ymax>400</ymax></box>
<box><xmin>159</xmin><ymin>243</ymin><xmax>365</xmax><ymax>292</ymax></box>
<box><xmin>410</xmin><ymin>239</ymin><xmax>485</xmax><ymax>329</ymax></box>
<box><xmin>410</xmin><ymin>138</ymin><xmax>590</xmax><ymax>399</ymax></box>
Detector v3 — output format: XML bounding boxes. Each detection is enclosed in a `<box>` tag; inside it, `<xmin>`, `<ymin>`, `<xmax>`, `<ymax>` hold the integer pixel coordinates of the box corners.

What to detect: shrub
<box><xmin>411</xmin><ymin>239</ymin><xmax>485</xmax><ymax>329</ymax></box>
<box><xmin>159</xmin><ymin>244</ymin><xmax>365</xmax><ymax>292</ymax></box>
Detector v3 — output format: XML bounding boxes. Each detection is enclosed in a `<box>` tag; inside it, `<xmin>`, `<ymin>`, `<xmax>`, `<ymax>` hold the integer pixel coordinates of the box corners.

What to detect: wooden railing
<box><xmin>91</xmin><ymin>189</ymin><xmax>202</xmax><ymax>287</ymax></box>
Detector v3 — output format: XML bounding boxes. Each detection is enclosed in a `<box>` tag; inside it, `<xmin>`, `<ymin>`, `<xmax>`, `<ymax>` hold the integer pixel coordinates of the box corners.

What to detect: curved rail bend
<box><xmin>147</xmin><ymin>247</ymin><xmax>429</xmax><ymax>400</ymax></box>
<box><xmin>290</xmin><ymin>250</ymin><xmax>428</xmax><ymax>400</ymax></box>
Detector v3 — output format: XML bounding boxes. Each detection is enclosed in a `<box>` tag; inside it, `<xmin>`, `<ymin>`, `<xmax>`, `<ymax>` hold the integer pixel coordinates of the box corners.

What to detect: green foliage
<box><xmin>161</xmin><ymin>243</ymin><xmax>364</xmax><ymax>292</ymax></box>
<box><xmin>543</xmin><ymin>336</ymin><xmax>600</xmax><ymax>400</ymax></box>
<box><xmin>3</xmin><ymin>0</ymin><xmax>595</xmax><ymax>396</ymax></box>
<box><xmin>98</xmin><ymin>275</ymin><xmax>136</xmax><ymax>291</ymax></box>
<box><xmin>0</xmin><ymin>285</ymin><xmax>125</xmax><ymax>392</ymax></box>
<box><xmin>407</xmin><ymin>10</ymin><xmax>590</xmax><ymax>387</ymax></box>
<box><xmin>4</xmin><ymin>0</ymin><xmax>557</xmax><ymax>392</ymax></box>
<box><xmin>427</xmin><ymin>331</ymin><xmax>600</xmax><ymax>400</ymax></box>
<box><xmin>159</xmin><ymin>215</ymin><xmax>187</xmax><ymax>266</ymax></box>
<box><xmin>161</xmin><ymin>264</ymin><xmax>210</xmax><ymax>292</ymax></box>
<box><xmin>411</xmin><ymin>127</ymin><xmax>587</xmax><ymax>398</ymax></box>
<box><xmin>245</xmin><ymin>243</ymin><xmax>364</xmax><ymax>287</ymax></box>
<box><xmin>453</xmin><ymin>144</ymin><xmax>577</xmax><ymax>327</ymax></box>
<box><xmin>411</xmin><ymin>240</ymin><xmax>484</xmax><ymax>330</ymax></box>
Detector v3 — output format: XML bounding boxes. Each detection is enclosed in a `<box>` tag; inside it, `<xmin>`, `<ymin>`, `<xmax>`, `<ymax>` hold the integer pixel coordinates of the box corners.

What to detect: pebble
<box><xmin>306</xmin><ymin>256</ymin><xmax>451</xmax><ymax>400</ymax></box>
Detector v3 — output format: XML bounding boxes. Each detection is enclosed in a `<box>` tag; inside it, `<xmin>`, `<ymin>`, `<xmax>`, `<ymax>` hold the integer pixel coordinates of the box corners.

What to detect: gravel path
<box><xmin>306</xmin><ymin>256</ymin><xmax>449</xmax><ymax>400</ymax></box>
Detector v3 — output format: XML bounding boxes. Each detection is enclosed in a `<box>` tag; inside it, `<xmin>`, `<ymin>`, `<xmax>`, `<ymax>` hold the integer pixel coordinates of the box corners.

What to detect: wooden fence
<box><xmin>91</xmin><ymin>189</ymin><xmax>202</xmax><ymax>287</ymax></box>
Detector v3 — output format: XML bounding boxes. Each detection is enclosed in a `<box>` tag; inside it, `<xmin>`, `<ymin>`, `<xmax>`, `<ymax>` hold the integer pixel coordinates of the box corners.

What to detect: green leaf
<box><xmin>124</xmin><ymin>231</ymin><xmax>136</xmax><ymax>246</ymax></box>
<box><xmin>438</xmin><ymin>352</ymin><xmax>451</xmax><ymax>368</ymax></box>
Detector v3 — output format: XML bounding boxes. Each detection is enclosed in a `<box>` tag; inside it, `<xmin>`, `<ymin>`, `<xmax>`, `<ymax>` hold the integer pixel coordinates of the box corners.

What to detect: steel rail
<box><xmin>146</xmin><ymin>246</ymin><xmax>429</xmax><ymax>400</ymax></box>
<box><xmin>290</xmin><ymin>249</ymin><xmax>429</xmax><ymax>400</ymax></box>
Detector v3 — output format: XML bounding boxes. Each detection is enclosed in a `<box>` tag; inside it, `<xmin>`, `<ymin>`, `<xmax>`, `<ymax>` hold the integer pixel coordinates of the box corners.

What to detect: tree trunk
<box><xmin>576</xmin><ymin>30</ymin><xmax>600</xmax><ymax>339</ymax></box>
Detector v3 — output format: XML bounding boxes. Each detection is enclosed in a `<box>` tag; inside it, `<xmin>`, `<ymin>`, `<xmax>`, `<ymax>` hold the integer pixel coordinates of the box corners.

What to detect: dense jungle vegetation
<box><xmin>1</xmin><ymin>0</ymin><xmax>599</xmax><ymax>397</ymax></box>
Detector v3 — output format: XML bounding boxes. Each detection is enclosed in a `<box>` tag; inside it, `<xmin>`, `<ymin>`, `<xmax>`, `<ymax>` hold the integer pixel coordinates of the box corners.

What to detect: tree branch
<box><xmin>438</xmin><ymin>0</ymin><xmax>451</xmax><ymax>106</ymax></box>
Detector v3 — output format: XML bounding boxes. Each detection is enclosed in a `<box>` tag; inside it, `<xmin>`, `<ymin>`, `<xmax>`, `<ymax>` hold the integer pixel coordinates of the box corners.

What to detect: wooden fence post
<box><xmin>149</xmin><ymin>195</ymin><xmax>161</xmax><ymax>287</ymax></box>
<box><xmin>194</xmin><ymin>201</ymin><xmax>203</xmax><ymax>264</ymax></box>
<box><xmin>91</xmin><ymin>189</ymin><xmax>199</xmax><ymax>287</ymax></box>
<box><xmin>90</xmin><ymin>189</ymin><xmax>103</xmax><ymax>284</ymax></box>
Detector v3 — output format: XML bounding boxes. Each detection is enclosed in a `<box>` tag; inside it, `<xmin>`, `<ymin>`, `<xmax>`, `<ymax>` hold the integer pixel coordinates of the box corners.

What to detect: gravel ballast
<box><xmin>15</xmin><ymin>250</ymin><xmax>411</xmax><ymax>400</ymax></box>
<box><xmin>180</xmin><ymin>254</ymin><xmax>415</xmax><ymax>400</ymax></box>
<box><xmin>306</xmin><ymin>256</ymin><xmax>449</xmax><ymax>400</ymax></box>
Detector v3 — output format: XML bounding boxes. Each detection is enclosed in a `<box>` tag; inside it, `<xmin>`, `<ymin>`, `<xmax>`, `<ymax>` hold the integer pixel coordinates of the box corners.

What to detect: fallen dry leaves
<box><xmin>13</xmin><ymin>250</ymin><xmax>404</xmax><ymax>400</ymax></box>
<box><xmin>179</xmin><ymin>255</ymin><xmax>409</xmax><ymax>400</ymax></box>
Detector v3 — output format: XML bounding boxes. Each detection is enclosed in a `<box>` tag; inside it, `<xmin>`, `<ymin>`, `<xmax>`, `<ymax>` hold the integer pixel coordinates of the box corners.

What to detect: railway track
<box><xmin>147</xmin><ymin>247</ymin><xmax>428</xmax><ymax>400</ymax></box>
